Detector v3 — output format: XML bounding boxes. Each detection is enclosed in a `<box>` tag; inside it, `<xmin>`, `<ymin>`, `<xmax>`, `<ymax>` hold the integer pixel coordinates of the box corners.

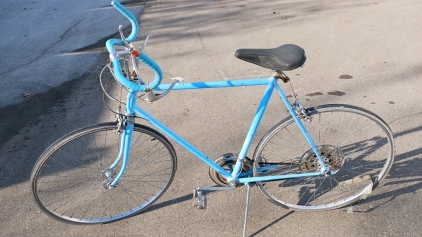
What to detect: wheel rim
<box><xmin>31</xmin><ymin>124</ymin><xmax>176</xmax><ymax>223</ymax></box>
<box><xmin>253</xmin><ymin>105</ymin><xmax>394</xmax><ymax>210</ymax></box>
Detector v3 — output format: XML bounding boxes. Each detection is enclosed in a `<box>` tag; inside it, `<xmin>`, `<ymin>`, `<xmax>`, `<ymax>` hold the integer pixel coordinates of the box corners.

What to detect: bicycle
<box><xmin>30</xmin><ymin>1</ymin><xmax>395</xmax><ymax>236</ymax></box>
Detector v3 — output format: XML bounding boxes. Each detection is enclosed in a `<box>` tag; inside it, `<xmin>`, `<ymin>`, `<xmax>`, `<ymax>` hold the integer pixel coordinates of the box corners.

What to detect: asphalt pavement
<box><xmin>1</xmin><ymin>0</ymin><xmax>422</xmax><ymax>236</ymax></box>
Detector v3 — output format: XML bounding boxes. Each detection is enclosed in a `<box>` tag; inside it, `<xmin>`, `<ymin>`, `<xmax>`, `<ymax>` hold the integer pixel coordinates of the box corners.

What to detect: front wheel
<box><xmin>253</xmin><ymin>104</ymin><xmax>394</xmax><ymax>211</ymax></box>
<box><xmin>30</xmin><ymin>123</ymin><xmax>177</xmax><ymax>224</ymax></box>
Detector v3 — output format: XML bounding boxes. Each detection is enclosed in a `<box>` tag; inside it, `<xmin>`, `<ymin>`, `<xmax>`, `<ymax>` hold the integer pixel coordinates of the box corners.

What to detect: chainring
<box><xmin>208</xmin><ymin>153</ymin><xmax>253</xmax><ymax>186</ymax></box>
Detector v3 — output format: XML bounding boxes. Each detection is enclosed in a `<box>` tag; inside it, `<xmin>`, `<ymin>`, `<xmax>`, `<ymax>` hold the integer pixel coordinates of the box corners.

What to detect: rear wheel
<box><xmin>253</xmin><ymin>104</ymin><xmax>394</xmax><ymax>211</ymax></box>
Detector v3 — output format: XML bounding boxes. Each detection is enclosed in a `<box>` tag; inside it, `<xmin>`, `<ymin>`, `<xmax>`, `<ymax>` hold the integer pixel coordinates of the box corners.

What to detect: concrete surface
<box><xmin>0</xmin><ymin>0</ymin><xmax>144</xmax><ymax>108</ymax></box>
<box><xmin>1</xmin><ymin>0</ymin><xmax>422</xmax><ymax>236</ymax></box>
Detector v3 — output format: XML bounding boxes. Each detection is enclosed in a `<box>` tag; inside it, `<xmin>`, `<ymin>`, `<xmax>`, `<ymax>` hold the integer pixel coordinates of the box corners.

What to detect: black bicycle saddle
<box><xmin>235</xmin><ymin>44</ymin><xmax>306</xmax><ymax>71</ymax></box>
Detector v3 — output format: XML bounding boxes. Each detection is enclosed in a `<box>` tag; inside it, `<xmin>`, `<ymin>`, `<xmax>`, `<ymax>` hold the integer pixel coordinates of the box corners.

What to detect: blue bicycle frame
<box><xmin>108</xmin><ymin>76</ymin><xmax>330</xmax><ymax>187</ymax></box>
<box><xmin>106</xmin><ymin>0</ymin><xmax>330</xmax><ymax>188</ymax></box>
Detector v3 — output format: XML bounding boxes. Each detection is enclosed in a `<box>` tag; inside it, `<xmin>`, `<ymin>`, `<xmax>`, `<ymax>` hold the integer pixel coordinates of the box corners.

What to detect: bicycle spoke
<box><xmin>254</xmin><ymin>105</ymin><xmax>394</xmax><ymax>210</ymax></box>
<box><xmin>31</xmin><ymin>123</ymin><xmax>176</xmax><ymax>223</ymax></box>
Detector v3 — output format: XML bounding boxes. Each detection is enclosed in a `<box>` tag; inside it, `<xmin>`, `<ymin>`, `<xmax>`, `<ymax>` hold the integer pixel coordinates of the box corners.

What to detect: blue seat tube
<box><xmin>230</xmin><ymin>79</ymin><xmax>275</xmax><ymax>178</ymax></box>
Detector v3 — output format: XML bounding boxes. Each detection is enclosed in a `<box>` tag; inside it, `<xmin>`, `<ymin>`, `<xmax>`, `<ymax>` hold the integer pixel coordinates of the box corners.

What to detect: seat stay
<box><xmin>273</xmin><ymin>80</ymin><xmax>330</xmax><ymax>173</ymax></box>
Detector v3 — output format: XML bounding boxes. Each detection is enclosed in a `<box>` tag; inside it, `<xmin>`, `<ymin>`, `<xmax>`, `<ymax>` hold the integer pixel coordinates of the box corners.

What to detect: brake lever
<box><xmin>144</xmin><ymin>77</ymin><xmax>184</xmax><ymax>103</ymax></box>
<box><xmin>139</xmin><ymin>35</ymin><xmax>151</xmax><ymax>51</ymax></box>
<box><xmin>118</xmin><ymin>25</ymin><xmax>133</xmax><ymax>49</ymax></box>
<box><xmin>118</xmin><ymin>25</ymin><xmax>151</xmax><ymax>51</ymax></box>
<box><xmin>117</xmin><ymin>25</ymin><xmax>156</xmax><ymax>88</ymax></box>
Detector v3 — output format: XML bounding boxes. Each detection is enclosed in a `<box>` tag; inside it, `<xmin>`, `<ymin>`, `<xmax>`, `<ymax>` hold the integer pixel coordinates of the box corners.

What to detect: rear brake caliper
<box><xmin>292</xmin><ymin>94</ymin><xmax>311</xmax><ymax>122</ymax></box>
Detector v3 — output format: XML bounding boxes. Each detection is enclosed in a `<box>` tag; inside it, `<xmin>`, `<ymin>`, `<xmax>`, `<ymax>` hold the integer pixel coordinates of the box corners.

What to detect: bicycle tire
<box><xmin>253</xmin><ymin>104</ymin><xmax>394</xmax><ymax>211</ymax></box>
<box><xmin>30</xmin><ymin>122</ymin><xmax>177</xmax><ymax>224</ymax></box>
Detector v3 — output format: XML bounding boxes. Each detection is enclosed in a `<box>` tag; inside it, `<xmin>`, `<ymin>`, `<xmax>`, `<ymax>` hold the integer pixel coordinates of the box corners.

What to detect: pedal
<box><xmin>193</xmin><ymin>188</ymin><xmax>205</xmax><ymax>209</ymax></box>
<box><xmin>192</xmin><ymin>186</ymin><xmax>236</xmax><ymax>210</ymax></box>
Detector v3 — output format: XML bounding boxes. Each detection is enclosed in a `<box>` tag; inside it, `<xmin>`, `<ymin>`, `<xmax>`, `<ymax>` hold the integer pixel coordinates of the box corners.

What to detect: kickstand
<box><xmin>243</xmin><ymin>183</ymin><xmax>251</xmax><ymax>237</ymax></box>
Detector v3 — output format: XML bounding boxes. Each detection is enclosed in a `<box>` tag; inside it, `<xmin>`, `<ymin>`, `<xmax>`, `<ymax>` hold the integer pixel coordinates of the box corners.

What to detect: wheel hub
<box><xmin>102</xmin><ymin>168</ymin><xmax>117</xmax><ymax>189</ymax></box>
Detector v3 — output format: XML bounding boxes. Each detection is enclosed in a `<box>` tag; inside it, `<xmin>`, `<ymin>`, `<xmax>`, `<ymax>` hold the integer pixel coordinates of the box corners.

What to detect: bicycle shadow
<box><xmin>141</xmin><ymin>123</ymin><xmax>422</xmax><ymax>225</ymax></box>
<box><xmin>349</xmin><ymin>126</ymin><xmax>422</xmax><ymax>212</ymax></box>
<box><xmin>249</xmin><ymin>124</ymin><xmax>422</xmax><ymax>235</ymax></box>
<box><xmin>249</xmin><ymin>211</ymin><xmax>295</xmax><ymax>237</ymax></box>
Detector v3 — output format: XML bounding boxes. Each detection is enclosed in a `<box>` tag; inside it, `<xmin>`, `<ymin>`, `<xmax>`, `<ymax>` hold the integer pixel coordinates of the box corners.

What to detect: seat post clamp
<box><xmin>272</xmin><ymin>70</ymin><xmax>290</xmax><ymax>83</ymax></box>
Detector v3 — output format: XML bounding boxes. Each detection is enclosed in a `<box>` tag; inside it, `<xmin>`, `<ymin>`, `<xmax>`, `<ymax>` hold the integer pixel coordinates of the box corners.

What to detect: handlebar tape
<box><xmin>111</xmin><ymin>0</ymin><xmax>138</xmax><ymax>42</ymax></box>
<box><xmin>106</xmin><ymin>39</ymin><xmax>163</xmax><ymax>92</ymax></box>
<box><xmin>137</xmin><ymin>52</ymin><xmax>163</xmax><ymax>90</ymax></box>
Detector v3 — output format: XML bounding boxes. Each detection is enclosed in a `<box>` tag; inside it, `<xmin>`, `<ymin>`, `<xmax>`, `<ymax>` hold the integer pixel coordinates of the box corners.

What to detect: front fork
<box><xmin>103</xmin><ymin>90</ymin><xmax>138</xmax><ymax>189</ymax></box>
